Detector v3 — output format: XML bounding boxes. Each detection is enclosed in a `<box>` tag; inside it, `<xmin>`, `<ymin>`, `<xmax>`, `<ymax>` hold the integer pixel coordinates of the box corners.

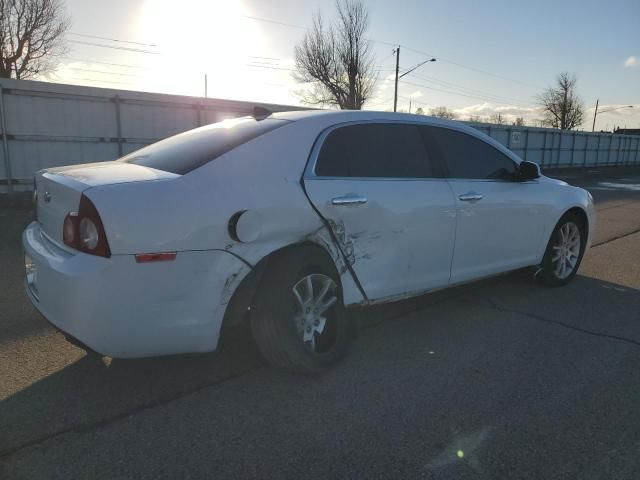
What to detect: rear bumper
<box><xmin>23</xmin><ymin>221</ymin><xmax>251</xmax><ymax>358</ymax></box>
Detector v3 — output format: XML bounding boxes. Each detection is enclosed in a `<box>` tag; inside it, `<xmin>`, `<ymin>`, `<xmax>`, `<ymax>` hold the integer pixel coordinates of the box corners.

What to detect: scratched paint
<box><xmin>326</xmin><ymin>218</ymin><xmax>356</xmax><ymax>266</ymax></box>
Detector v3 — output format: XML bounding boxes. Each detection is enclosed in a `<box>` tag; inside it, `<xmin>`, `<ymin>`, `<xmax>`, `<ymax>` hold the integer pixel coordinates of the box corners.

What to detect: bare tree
<box><xmin>294</xmin><ymin>0</ymin><xmax>376</xmax><ymax>110</ymax></box>
<box><xmin>0</xmin><ymin>0</ymin><xmax>70</xmax><ymax>79</ymax></box>
<box><xmin>429</xmin><ymin>106</ymin><xmax>458</xmax><ymax>120</ymax></box>
<box><xmin>414</xmin><ymin>106</ymin><xmax>424</xmax><ymax>115</ymax></box>
<box><xmin>537</xmin><ymin>72</ymin><xmax>585</xmax><ymax>130</ymax></box>
<box><xmin>489</xmin><ymin>112</ymin><xmax>505</xmax><ymax>125</ymax></box>
<box><xmin>467</xmin><ymin>114</ymin><xmax>485</xmax><ymax>123</ymax></box>
<box><xmin>514</xmin><ymin>117</ymin><xmax>525</xmax><ymax>126</ymax></box>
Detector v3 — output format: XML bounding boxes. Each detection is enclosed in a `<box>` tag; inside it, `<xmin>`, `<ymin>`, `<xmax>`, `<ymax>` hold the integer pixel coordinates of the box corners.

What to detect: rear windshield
<box><xmin>118</xmin><ymin>117</ymin><xmax>288</xmax><ymax>174</ymax></box>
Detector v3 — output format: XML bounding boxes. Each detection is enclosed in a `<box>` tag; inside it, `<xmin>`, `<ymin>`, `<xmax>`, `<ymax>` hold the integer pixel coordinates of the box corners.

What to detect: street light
<box><xmin>393</xmin><ymin>46</ymin><xmax>436</xmax><ymax>112</ymax></box>
<box><xmin>399</xmin><ymin>58</ymin><xmax>437</xmax><ymax>79</ymax></box>
<box><xmin>591</xmin><ymin>100</ymin><xmax>634</xmax><ymax>132</ymax></box>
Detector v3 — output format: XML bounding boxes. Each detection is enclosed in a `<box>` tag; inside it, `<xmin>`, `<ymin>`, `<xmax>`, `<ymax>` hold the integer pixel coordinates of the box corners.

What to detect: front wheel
<box><xmin>539</xmin><ymin>213</ymin><xmax>586</xmax><ymax>286</ymax></box>
<box><xmin>250</xmin><ymin>246</ymin><xmax>355</xmax><ymax>373</ymax></box>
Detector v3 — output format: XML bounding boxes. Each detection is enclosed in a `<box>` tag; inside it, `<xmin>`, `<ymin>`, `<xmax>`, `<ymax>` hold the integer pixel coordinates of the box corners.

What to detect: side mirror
<box><xmin>518</xmin><ymin>161</ymin><xmax>540</xmax><ymax>181</ymax></box>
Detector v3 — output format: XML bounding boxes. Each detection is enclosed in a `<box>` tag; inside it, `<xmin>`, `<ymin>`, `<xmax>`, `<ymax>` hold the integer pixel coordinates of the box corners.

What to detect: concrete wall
<box><xmin>1</xmin><ymin>78</ymin><xmax>639</xmax><ymax>192</ymax></box>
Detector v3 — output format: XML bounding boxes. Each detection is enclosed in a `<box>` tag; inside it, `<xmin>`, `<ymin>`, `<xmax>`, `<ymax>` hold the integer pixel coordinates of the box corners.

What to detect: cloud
<box><xmin>624</xmin><ymin>56</ymin><xmax>639</xmax><ymax>67</ymax></box>
<box><xmin>408</xmin><ymin>90</ymin><xmax>423</xmax><ymax>98</ymax></box>
<box><xmin>454</xmin><ymin>102</ymin><xmax>540</xmax><ymax>119</ymax></box>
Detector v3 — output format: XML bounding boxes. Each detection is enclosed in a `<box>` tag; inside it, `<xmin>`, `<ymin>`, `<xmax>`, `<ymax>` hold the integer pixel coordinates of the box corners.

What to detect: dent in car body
<box><xmin>325</xmin><ymin>218</ymin><xmax>356</xmax><ymax>267</ymax></box>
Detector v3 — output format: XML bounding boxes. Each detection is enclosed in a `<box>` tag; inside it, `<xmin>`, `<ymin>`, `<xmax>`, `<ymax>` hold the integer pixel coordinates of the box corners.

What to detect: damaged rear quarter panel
<box><xmin>184</xmin><ymin>121</ymin><xmax>366</xmax><ymax>306</ymax></box>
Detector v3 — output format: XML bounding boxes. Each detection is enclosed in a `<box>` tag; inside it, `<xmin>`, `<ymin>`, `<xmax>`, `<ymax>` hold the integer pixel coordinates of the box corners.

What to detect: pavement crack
<box><xmin>596</xmin><ymin>201</ymin><xmax>638</xmax><ymax>213</ymax></box>
<box><xmin>0</xmin><ymin>364</ymin><xmax>262</xmax><ymax>461</ymax></box>
<box><xmin>592</xmin><ymin>228</ymin><xmax>640</xmax><ymax>248</ymax></box>
<box><xmin>480</xmin><ymin>298</ymin><xmax>640</xmax><ymax>348</ymax></box>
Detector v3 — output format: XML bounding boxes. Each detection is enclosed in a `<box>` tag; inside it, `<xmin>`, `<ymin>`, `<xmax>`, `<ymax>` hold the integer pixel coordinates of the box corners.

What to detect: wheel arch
<box><xmin>537</xmin><ymin>205</ymin><xmax>591</xmax><ymax>265</ymax></box>
<box><xmin>563</xmin><ymin>206</ymin><xmax>589</xmax><ymax>234</ymax></box>
<box><xmin>220</xmin><ymin>240</ymin><xmax>347</xmax><ymax>332</ymax></box>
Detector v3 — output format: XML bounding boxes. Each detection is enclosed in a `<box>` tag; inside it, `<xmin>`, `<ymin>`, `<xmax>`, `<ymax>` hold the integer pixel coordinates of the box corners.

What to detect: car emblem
<box><xmin>43</xmin><ymin>191</ymin><xmax>52</xmax><ymax>203</ymax></box>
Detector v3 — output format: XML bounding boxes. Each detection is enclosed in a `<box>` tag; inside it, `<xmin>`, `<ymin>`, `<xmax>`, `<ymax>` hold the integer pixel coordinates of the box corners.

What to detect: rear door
<box><xmin>423</xmin><ymin>125</ymin><xmax>550</xmax><ymax>284</ymax></box>
<box><xmin>303</xmin><ymin>121</ymin><xmax>456</xmax><ymax>302</ymax></box>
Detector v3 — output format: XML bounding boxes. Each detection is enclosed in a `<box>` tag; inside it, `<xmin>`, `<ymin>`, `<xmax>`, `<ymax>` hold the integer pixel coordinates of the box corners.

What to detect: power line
<box><xmin>68</xmin><ymin>40</ymin><xmax>161</xmax><ymax>54</ymax></box>
<box><xmin>62</xmin><ymin>14</ymin><xmax>544</xmax><ymax>105</ymax></box>
<box><xmin>399</xmin><ymin>82</ymin><xmax>528</xmax><ymax>108</ymax></box>
<box><xmin>405</xmin><ymin>71</ymin><xmax>529</xmax><ymax>105</ymax></box>
<box><xmin>66</xmin><ymin>67</ymin><xmax>139</xmax><ymax>77</ymax></box>
<box><xmin>241</xmin><ymin>14</ymin><xmax>307</xmax><ymax>30</ymax></box>
<box><xmin>240</xmin><ymin>13</ymin><xmax>542</xmax><ymax>91</ymax></box>
<box><xmin>61</xmin><ymin>56</ymin><xmax>151</xmax><ymax>70</ymax></box>
<box><xmin>240</xmin><ymin>13</ymin><xmax>398</xmax><ymax>48</ymax></box>
<box><xmin>69</xmin><ymin>77</ymin><xmax>134</xmax><ymax>86</ymax></box>
<box><xmin>248</xmin><ymin>55</ymin><xmax>281</xmax><ymax>61</ymax></box>
<box><xmin>399</xmin><ymin>79</ymin><xmax>533</xmax><ymax>108</ymax></box>
<box><xmin>247</xmin><ymin>59</ymin><xmax>285</xmax><ymax>66</ymax></box>
<box><xmin>245</xmin><ymin>63</ymin><xmax>296</xmax><ymax>72</ymax></box>
<box><xmin>66</xmin><ymin>14</ymin><xmax>541</xmax><ymax>96</ymax></box>
<box><xmin>68</xmin><ymin>32</ymin><xmax>157</xmax><ymax>47</ymax></box>
<box><xmin>400</xmin><ymin>45</ymin><xmax>543</xmax><ymax>90</ymax></box>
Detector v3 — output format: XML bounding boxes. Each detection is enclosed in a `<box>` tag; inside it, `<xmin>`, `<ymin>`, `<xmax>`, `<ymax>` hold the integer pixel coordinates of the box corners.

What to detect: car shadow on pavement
<box><xmin>1</xmin><ymin>270</ymin><xmax>639</xmax><ymax>461</ymax></box>
<box><xmin>0</xmin><ymin>323</ymin><xmax>264</xmax><ymax>456</ymax></box>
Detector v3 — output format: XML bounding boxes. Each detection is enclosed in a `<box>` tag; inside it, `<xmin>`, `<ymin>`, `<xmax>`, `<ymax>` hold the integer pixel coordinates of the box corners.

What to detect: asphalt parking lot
<box><xmin>1</xmin><ymin>167</ymin><xmax>639</xmax><ymax>479</ymax></box>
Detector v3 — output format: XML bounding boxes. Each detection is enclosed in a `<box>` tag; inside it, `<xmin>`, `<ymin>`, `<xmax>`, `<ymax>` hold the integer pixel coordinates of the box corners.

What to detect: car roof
<box><xmin>271</xmin><ymin>109</ymin><xmax>486</xmax><ymax>137</ymax></box>
<box><xmin>271</xmin><ymin>109</ymin><xmax>522</xmax><ymax>163</ymax></box>
<box><xmin>272</xmin><ymin>109</ymin><xmax>462</xmax><ymax>126</ymax></box>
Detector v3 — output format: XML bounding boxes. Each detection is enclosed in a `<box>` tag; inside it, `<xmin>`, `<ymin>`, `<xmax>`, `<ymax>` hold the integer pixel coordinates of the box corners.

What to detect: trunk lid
<box><xmin>35</xmin><ymin>162</ymin><xmax>179</xmax><ymax>244</ymax></box>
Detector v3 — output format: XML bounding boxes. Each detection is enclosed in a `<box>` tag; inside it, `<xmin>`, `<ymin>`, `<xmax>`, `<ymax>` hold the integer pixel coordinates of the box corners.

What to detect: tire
<box><xmin>250</xmin><ymin>245</ymin><xmax>355</xmax><ymax>373</ymax></box>
<box><xmin>539</xmin><ymin>212</ymin><xmax>587</xmax><ymax>286</ymax></box>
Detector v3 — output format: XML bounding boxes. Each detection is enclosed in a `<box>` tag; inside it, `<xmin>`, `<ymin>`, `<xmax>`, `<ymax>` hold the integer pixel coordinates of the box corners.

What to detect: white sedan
<box><xmin>23</xmin><ymin>110</ymin><xmax>595</xmax><ymax>372</ymax></box>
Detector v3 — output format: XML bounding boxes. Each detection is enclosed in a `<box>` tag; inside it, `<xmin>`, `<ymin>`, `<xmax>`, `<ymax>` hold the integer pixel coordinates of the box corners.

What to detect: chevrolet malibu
<box><xmin>23</xmin><ymin>110</ymin><xmax>595</xmax><ymax>372</ymax></box>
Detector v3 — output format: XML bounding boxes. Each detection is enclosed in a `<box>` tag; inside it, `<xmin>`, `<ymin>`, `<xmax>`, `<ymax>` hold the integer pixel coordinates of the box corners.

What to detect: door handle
<box><xmin>331</xmin><ymin>195</ymin><xmax>368</xmax><ymax>206</ymax></box>
<box><xmin>458</xmin><ymin>192</ymin><xmax>483</xmax><ymax>202</ymax></box>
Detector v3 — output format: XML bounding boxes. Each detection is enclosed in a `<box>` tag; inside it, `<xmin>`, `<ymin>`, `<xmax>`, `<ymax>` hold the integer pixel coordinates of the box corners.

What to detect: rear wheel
<box><xmin>539</xmin><ymin>213</ymin><xmax>586</xmax><ymax>286</ymax></box>
<box><xmin>250</xmin><ymin>246</ymin><xmax>354</xmax><ymax>373</ymax></box>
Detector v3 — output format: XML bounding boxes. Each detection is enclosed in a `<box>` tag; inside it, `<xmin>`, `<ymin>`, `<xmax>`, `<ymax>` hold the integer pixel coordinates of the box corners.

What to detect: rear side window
<box><xmin>423</xmin><ymin>126</ymin><xmax>516</xmax><ymax>180</ymax></box>
<box><xmin>315</xmin><ymin>123</ymin><xmax>434</xmax><ymax>178</ymax></box>
<box><xmin>119</xmin><ymin>117</ymin><xmax>287</xmax><ymax>174</ymax></box>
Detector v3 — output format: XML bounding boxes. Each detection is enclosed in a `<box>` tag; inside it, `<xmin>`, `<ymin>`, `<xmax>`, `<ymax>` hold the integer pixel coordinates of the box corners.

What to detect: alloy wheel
<box><xmin>292</xmin><ymin>274</ymin><xmax>338</xmax><ymax>353</ymax></box>
<box><xmin>552</xmin><ymin>222</ymin><xmax>581</xmax><ymax>279</ymax></box>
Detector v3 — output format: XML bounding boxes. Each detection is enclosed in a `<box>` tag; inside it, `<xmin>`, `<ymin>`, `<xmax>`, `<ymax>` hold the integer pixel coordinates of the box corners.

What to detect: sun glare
<box><xmin>134</xmin><ymin>0</ymin><xmax>266</xmax><ymax>99</ymax></box>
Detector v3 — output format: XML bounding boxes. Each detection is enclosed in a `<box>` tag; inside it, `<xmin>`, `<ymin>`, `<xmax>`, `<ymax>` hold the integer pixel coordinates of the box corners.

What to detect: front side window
<box><xmin>119</xmin><ymin>117</ymin><xmax>288</xmax><ymax>175</ymax></box>
<box><xmin>424</xmin><ymin>126</ymin><xmax>517</xmax><ymax>180</ymax></box>
<box><xmin>315</xmin><ymin>123</ymin><xmax>434</xmax><ymax>178</ymax></box>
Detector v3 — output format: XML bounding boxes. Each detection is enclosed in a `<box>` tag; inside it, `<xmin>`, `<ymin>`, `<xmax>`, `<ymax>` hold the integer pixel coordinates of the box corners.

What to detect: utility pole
<box><xmin>204</xmin><ymin>74</ymin><xmax>208</xmax><ymax>98</ymax></box>
<box><xmin>591</xmin><ymin>99</ymin><xmax>598</xmax><ymax>132</ymax></box>
<box><xmin>393</xmin><ymin>46</ymin><xmax>400</xmax><ymax>112</ymax></box>
<box><xmin>592</xmin><ymin>102</ymin><xmax>633</xmax><ymax>132</ymax></box>
<box><xmin>393</xmin><ymin>51</ymin><xmax>436</xmax><ymax>113</ymax></box>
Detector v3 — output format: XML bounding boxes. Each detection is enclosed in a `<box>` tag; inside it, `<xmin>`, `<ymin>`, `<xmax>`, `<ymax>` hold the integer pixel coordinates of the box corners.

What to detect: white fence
<box><xmin>466</xmin><ymin>122</ymin><xmax>640</xmax><ymax>169</ymax></box>
<box><xmin>0</xmin><ymin>78</ymin><xmax>305</xmax><ymax>192</ymax></box>
<box><xmin>1</xmin><ymin>78</ymin><xmax>639</xmax><ymax>193</ymax></box>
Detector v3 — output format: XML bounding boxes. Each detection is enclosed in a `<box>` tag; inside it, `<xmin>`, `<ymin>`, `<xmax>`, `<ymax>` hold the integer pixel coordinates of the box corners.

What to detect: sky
<box><xmin>47</xmin><ymin>0</ymin><xmax>640</xmax><ymax>131</ymax></box>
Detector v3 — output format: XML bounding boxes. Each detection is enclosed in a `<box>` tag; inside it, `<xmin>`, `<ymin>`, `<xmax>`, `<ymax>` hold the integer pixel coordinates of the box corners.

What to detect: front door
<box><xmin>422</xmin><ymin>125</ymin><xmax>550</xmax><ymax>284</ymax></box>
<box><xmin>304</xmin><ymin>121</ymin><xmax>457</xmax><ymax>302</ymax></box>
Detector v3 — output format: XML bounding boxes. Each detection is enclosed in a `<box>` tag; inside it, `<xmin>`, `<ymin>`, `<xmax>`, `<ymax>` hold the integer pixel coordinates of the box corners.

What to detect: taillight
<box><xmin>63</xmin><ymin>195</ymin><xmax>111</xmax><ymax>257</ymax></box>
<box><xmin>135</xmin><ymin>252</ymin><xmax>177</xmax><ymax>263</ymax></box>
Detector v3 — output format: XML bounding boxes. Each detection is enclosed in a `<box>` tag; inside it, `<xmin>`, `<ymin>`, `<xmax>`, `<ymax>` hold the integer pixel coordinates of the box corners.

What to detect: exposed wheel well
<box><xmin>221</xmin><ymin>241</ymin><xmax>340</xmax><ymax>331</ymax></box>
<box><xmin>563</xmin><ymin>207</ymin><xmax>589</xmax><ymax>234</ymax></box>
